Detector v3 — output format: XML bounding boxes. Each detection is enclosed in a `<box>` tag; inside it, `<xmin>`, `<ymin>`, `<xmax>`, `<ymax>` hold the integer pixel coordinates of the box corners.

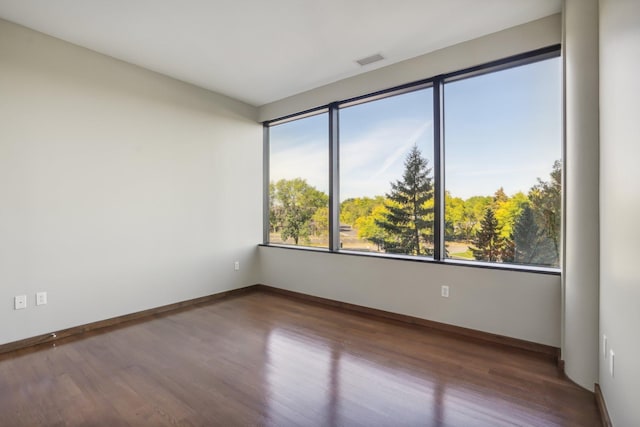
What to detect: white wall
<box><xmin>562</xmin><ymin>0</ymin><xmax>600</xmax><ymax>391</ymax></box>
<box><xmin>599</xmin><ymin>0</ymin><xmax>640</xmax><ymax>425</ymax></box>
<box><xmin>0</xmin><ymin>19</ymin><xmax>262</xmax><ymax>345</ymax></box>
<box><xmin>256</xmin><ymin>14</ymin><xmax>563</xmax><ymax>347</ymax></box>
<box><xmin>258</xmin><ymin>248</ymin><xmax>561</xmax><ymax>346</ymax></box>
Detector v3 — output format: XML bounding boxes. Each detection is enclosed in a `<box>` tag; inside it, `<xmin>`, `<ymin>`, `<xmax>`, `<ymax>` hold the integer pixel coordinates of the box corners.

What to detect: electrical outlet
<box><xmin>603</xmin><ymin>335</ymin><xmax>608</xmax><ymax>358</ymax></box>
<box><xmin>234</xmin><ymin>261</ymin><xmax>240</xmax><ymax>271</ymax></box>
<box><xmin>441</xmin><ymin>285</ymin><xmax>450</xmax><ymax>298</ymax></box>
<box><xmin>36</xmin><ymin>292</ymin><xmax>47</xmax><ymax>306</ymax></box>
<box><xmin>14</xmin><ymin>295</ymin><xmax>27</xmax><ymax>310</ymax></box>
<box><xmin>609</xmin><ymin>350</ymin><xmax>615</xmax><ymax>377</ymax></box>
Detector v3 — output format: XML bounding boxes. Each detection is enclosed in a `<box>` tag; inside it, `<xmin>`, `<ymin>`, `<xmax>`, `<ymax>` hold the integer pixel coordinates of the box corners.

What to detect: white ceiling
<box><xmin>0</xmin><ymin>0</ymin><xmax>561</xmax><ymax>106</ymax></box>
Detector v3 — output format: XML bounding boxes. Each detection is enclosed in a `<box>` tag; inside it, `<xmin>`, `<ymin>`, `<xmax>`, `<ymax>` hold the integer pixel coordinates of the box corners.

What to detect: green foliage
<box><xmin>471</xmin><ymin>208</ymin><xmax>513</xmax><ymax>262</ymax></box>
<box><xmin>529</xmin><ymin>160</ymin><xmax>561</xmax><ymax>266</ymax></box>
<box><xmin>444</xmin><ymin>192</ymin><xmax>465</xmax><ymax>239</ymax></box>
<box><xmin>340</xmin><ymin>196</ymin><xmax>385</xmax><ymax>226</ymax></box>
<box><xmin>311</xmin><ymin>207</ymin><xmax>329</xmax><ymax>237</ymax></box>
<box><xmin>375</xmin><ymin>145</ymin><xmax>434</xmax><ymax>255</ymax></box>
<box><xmin>455</xmin><ymin>195</ymin><xmax>492</xmax><ymax>241</ymax></box>
<box><xmin>493</xmin><ymin>187</ymin><xmax>509</xmax><ymax>204</ymax></box>
<box><xmin>495</xmin><ymin>191</ymin><xmax>529</xmax><ymax>238</ymax></box>
<box><xmin>513</xmin><ymin>204</ymin><xmax>538</xmax><ymax>263</ymax></box>
<box><xmin>270</xmin><ymin>178</ymin><xmax>328</xmax><ymax>245</ymax></box>
<box><xmin>269</xmin><ymin>160</ymin><xmax>561</xmax><ymax>267</ymax></box>
<box><xmin>471</xmin><ymin>208</ymin><xmax>501</xmax><ymax>261</ymax></box>
<box><xmin>355</xmin><ymin>204</ymin><xmax>389</xmax><ymax>250</ymax></box>
<box><xmin>512</xmin><ymin>204</ymin><xmax>553</xmax><ymax>265</ymax></box>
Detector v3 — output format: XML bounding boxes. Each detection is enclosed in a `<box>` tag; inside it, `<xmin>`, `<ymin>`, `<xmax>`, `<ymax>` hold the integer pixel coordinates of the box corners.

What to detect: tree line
<box><xmin>269</xmin><ymin>146</ymin><xmax>560</xmax><ymax>267</ymax></box>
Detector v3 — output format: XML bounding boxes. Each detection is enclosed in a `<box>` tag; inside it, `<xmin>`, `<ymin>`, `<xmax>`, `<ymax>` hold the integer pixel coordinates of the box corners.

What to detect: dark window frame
<box><xmin>263</xmin><ymin>44</ymin><xmax>562</xmax><ymax>275</ymax></box>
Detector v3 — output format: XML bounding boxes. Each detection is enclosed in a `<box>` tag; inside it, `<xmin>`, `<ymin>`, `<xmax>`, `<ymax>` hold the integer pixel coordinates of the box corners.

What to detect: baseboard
<box><xmin>1</xmin><ymin>283</ymin><xmax>561</xmax><ymax>362</ymax></box>
<box><xmin>0</xmin><ymin>286</ymin><xmax>255</xmax><ymax>355</ymax></box>
<box><xmin>254</xmin><ymin>284</ymin><xmax>560</xmax><ymax>360</ymax></box>
<box><xmin>595</xmin><ymin>384</ymin><xmax>613</xmax><ymax>427</ymax></box>
<box><xmin>557</xmin><ymin>358</ymin><xmax>566</xmax><ymax>373</ymax></box>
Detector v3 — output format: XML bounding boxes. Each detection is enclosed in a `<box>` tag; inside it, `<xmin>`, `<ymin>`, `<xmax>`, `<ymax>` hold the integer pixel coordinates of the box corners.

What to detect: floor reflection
<box><xmin>264</xmin><ymin>327</ymin><xmax>445</xmax><ymax>426</ymax></box>
<box><xmin>265</xmin><ymin>328</ymin><xmax>332</xmax><ymax>425</ymax></box>
<box><xmin>262</xmin><ymin>323</ymin><xmax>570</xmax><ymax>427</ymax></box>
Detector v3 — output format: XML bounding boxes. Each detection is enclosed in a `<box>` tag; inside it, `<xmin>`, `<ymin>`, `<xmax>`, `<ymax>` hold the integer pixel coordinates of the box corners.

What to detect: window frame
<box><xmin>263</xmin><ymin>44</ymin><xmax>562</xmax><ymax>275</ymax></box>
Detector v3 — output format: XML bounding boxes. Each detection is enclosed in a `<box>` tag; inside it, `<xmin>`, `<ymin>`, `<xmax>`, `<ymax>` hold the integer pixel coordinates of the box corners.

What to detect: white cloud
<box><xmin>340</xmin><ymin>119</ymin><xmax>432</xmax><ymax>199</ymax></box>
<box><xmin>270</xmin><ymin>139</ymin><xmax>328</xmax><ymax>192</ymax></box>
<box><xmin>270</xmin><ymin>118</ymin><xmax>433</xmax><ymax>200</ymax></box>
<box><xmin>371</xmin><ymin>121</ymin><xmax>431</xmax><ymax>179</ymax></box>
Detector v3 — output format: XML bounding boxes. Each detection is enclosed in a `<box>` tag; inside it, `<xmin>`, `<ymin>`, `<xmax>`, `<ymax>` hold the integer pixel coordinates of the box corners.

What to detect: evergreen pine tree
<box><xmin>499</xmin><ymin>238</ymin><xmax>515</xmax><ymax>263</ymax></box>
<box><xmin>375</xmin><ymin>145</ymin><xmax>433</xmax><ymax>255</ymax></box>
<box><xmin>513</xmin><ymin>204</ymin><xmax>540</xmax><ymax>263</ymax></box>
<box><xmin>512</xmin><ymin>203</ymin><xmax>556</xmax><ymax>265</ymax></box>
<box><xmin>471</xmin><ymin>208</ymin><xmax>503</xmax><ymax>262</ymax></box>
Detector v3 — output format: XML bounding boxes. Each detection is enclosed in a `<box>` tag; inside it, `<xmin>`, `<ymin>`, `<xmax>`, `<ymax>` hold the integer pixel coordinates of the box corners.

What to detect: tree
<box><xmin>444</xmin><ymin>192</ymin><xmax>464</xmax><ymax>240</ymax></box>
<box><xmin>340</xmin><ymin>196</ymin><xmax>385</xmax><ymax>227</ymax></box>
<box><xmin>500</xmin><ymin>238</ymin><xmax>515</xmax><ymax>263</ymax></box>
<box><xmin>513</xmin><ymin>203</ymin><xmax>557</xmax><ymax>266</ymax></box>
<box><xmin>270</xmin><ymin>178</ymin><xmax>328</xmax><ymax>245</ymax></box>
<box><xmin>269</xmin><ymin>183</ymin><xmax>281</xmax><ymax>233</ymax></box>
<box><xmin>461</xmin><ymin>196</ymin><xmax>493</xmax><ymax>241</ymax></box>
<box><xmin>513</xmin><ymin>204</ymin><xmax>541</xmax><ymax>263</ymax></box>
<box><xmin>529</xmin><ymin>160</ymin><xmax>562</xmax><ymax>266</ymax></box>
<box><xmin>355</xmin><ymin>204</ymin><xmax>388</xmax><ymax>251</ymax></box>
<box><xmin>494</xmin><ymin>191</ymin><xmax>529</xmax><ymax>238</ymax></box>
<box><xmin>471</xmin><ymin>208</ymin><xmax>504</xmax><ymax>262</ymax></box>
<box><xmin>493</xmin><ymin>187</ymin><xmax>509</xmax><ymax>204</ymax></box>
<box><xmin>375</xmin><ymin>145</ymin><xmax>434</xmax><ymax>255</ymax></box>
<box><xmin>311</xmin><ymin>207</ymin><xmax>329</xmax><ymax>237</ymax></box>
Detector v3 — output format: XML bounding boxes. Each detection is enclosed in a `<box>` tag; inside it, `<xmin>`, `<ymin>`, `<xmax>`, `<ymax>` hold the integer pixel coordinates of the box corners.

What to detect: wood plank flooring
<box><xmin>0</xmin><ymin>290</ymin><xmax>601</xmax><ymax>426</ymax></box>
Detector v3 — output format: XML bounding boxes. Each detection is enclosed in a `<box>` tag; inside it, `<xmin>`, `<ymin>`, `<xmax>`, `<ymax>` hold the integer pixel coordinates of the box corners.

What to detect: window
<box><xmin>264</xmin><ymin>46</ymin><xmax>561</xmax><ymax>271</ymax></box>
<box><xmin>443</xmin><ymin>58</ymin><xmax>562</xmax><ymax>267</ymax></box>
<box><xmin>268</xmin><ymin>112</ymin><xmax>329</xmax><ymax>248</ymax></box>
<box><xmin>340</xmin><ymin>88</ymin><xmax>434</xmax><ymax>256</ymax></box>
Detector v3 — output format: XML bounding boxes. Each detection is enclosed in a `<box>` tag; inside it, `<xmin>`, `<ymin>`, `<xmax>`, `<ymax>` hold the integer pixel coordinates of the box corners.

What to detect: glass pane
<box><xmin>444</xmin><ymin>57</ymin><xmax>562</xmax><ymax>267</ymax></box>
<box><xmin>340</xmin><ymin>88</ymin><xmax>434</xmax><ymax>257</ymax></box>
<box><xmin>269</xmin><ymin>113</ymin><xmax>329</xmax><ymax>248</ymax></box>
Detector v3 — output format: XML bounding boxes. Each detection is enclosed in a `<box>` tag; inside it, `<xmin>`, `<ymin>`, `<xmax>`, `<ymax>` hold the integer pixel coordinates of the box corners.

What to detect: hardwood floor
<box><xmin>0</xmin><ymin>290</ymin><xmax>601</xmax><ymax>426</ymax></box>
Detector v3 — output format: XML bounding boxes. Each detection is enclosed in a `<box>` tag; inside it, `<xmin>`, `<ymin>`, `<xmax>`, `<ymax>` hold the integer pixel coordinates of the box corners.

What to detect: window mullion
<box><xmin>433</xmin><ymin>78</ymin><xmax>445</xmax><ymax>261</ymax></box>
<box><xmin>263</xmin><ymin>124</ymin><xmax>270</xmax><ymax>245</ymax></box>
<box><xmin>329</xmin><ymin>103</ymin><xmax>340</xmax><ymax>252</ymax></box>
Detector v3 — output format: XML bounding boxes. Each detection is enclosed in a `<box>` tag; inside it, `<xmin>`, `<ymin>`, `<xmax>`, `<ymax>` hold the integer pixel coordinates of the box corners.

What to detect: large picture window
<box><xmin>264</xmin><ymin>46</ymin><xmax>562</xmax><ymax>271</ymax></box>
<box><xmin>340</xmin><ymin>88</ymin><xmax>434</xmax><ymax>256</ymax></box>
<box><xmin>443</xmin><ymin>57</ymin><xmax>562</xmax><ymax>267</ymax></box>
<box><xmin>268</xmin><ymin>112</ymin><xmax>329</xmax><ymax>248</ymax></box>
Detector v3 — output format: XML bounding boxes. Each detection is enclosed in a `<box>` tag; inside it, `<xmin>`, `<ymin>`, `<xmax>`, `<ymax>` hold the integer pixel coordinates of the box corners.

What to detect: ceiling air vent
<box><xmin>356</xmin><ymin>53</ymin><xmax>384</xmax><ymax>66</ymax></box>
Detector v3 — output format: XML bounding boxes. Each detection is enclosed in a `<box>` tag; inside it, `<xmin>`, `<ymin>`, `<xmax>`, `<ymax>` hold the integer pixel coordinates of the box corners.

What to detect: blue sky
<box><xmin>270</xmin><ymin>56</ymin><xmax>561</xmax><ymax>201</ymax></box>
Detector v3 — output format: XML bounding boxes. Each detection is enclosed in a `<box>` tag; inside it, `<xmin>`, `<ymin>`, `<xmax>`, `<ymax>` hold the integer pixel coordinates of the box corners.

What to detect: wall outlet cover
<box><xmin>14</xmin><ymin>295</ymin><xmax>27</xmax><ymax>310</ymax></box>
<box><xmin>441</xmin><ymin>285</ymin><xmax>450</xmax><ymax>298</ymax></box>
<box><xmin>36</xmin><ymin>291</ymin><xmax>47</xmax><ymax>306</ymax></box>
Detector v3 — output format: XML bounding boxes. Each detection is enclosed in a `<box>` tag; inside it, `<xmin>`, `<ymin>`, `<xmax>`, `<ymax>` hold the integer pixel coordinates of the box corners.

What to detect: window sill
<box><xmin>258</xmin><ymin>244</ymin><xmax>561</xmax><ymax>276</ymax></box>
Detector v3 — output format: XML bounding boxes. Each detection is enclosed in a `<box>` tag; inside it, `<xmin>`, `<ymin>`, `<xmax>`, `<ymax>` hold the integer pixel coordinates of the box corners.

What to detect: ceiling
<box><xmin>0</xmin><ymin>1</ymin><xmax>561</xmax><ymax>106</ymax></box>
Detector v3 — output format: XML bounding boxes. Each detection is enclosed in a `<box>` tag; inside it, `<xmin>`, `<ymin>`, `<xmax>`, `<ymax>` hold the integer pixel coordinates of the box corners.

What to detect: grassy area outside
<box><xmin>269</xmin><ymin>230</ymin><xmax>466</xmax><ymax>257</ymax></box>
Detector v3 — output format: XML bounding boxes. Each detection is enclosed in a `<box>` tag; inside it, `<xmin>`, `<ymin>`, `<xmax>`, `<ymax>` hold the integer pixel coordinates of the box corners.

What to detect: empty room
<box><xmin>0</xmin><ymin>0</ymin><xmax>637</xmax><ymax>426</ymax></box>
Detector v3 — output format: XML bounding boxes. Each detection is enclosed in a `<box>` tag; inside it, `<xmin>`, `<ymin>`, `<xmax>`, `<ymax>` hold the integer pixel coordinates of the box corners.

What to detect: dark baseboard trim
<box><xmin>0</xmin><ymin>286</ymin><xmax>255</xmax><ymax>356</ymax></box>
<box><xmin>1</xmin><ymin>283</ymin><xmax>560</xmax><ymax>362</ymax></box>
<box><xmin>555</xmin><ymin>359</ymin><xmax>599</xmax><ymax>395</ymax></box>
<box><xmin>595</xmin><ymin>384</ymin><xmax>613</xmax><ymax>427</ymax></box>
<box><xmin>254</xmin><ymin>284</ymin><xmax>560</xmax><ymax>360</ymax></box>
<box><xmin>558</xmin><ymin>358</ymin><xmax>566</xmax><ymax>373</ymax></box>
